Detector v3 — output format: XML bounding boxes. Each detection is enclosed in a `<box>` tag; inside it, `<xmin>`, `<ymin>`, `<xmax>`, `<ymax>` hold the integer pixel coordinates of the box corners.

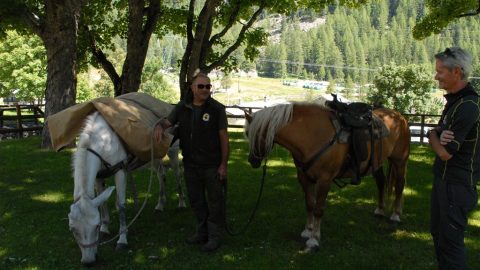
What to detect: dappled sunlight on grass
<box><xmin>393</xmin><ymin>230</ymin><xmax>431</xmax><ymax>242</ymax></box>
<box><xmin>222</xmin><ymin>254</ymin><xmax>237</xmax><ymax>262</ymax></box>
<box><xmin>403</xmin><ymin>186</ymin><xmax>419</xmax><ymax>197</ymax></box>
<box><xmin>31</xmin><ymin>192</ymin><xmax>67</xmax><ymax>203</ymax></box>
<box><xmin>272</xmin><ymin>184</ymin><xmax>294</xmax><ymax>192</ymax></box>
<box><xmin>8</xmin><ymin>185</ymin><xmax>25</xmax><ymax>192</ymax></box>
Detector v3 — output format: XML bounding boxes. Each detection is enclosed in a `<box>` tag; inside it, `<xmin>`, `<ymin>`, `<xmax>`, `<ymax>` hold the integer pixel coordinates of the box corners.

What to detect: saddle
<box><xmin>326</xmin><ymin>95</ymin><xmax>389</xmax><ymax>185</ymax></box>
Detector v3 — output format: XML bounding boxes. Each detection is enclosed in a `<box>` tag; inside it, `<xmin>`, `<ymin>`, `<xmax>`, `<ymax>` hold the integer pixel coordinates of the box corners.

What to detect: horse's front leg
<box><xmin>114</xmin><ymin>169</ymin><xmax>128</xmax><ymax>251</ymax></box>
<box><xmin>305</xmin><ymin>179</ymin><xmax>331</xmax><ymax>253</ymax></box>
<box><xmin>95</xmin><ymin>179</ymin><xmax>111</xmax><ymax>236</ymax></box>
<box><xmin>299</xmin><ymin>172</ymin><xmax>315</xmax><ymax>240</ymax></box>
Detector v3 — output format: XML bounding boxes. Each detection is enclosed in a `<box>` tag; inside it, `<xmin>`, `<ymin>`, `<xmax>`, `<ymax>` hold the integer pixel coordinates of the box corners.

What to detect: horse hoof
<box><xmin>115</xmin><ymin>243</ymin><xmax>129</xmax><ymax>252</ymax></box>
<box><xmin>374</xmin><ymin>208</ymin><xmax>385</xmax><ymax>217</ymax></box>
<box><xmin>178</xmin><ymin>201</ymin><xmax>186</xmax><ymax>208</ymax></box>
<box><xmin>100</xmin><ymin>231</ymin><xmax>110</xmax><ymax>241</ymax></box>
<box><xmin>302</xmin><ymin>245</ymin><xmax>320</xmax><ymax>253</ymax></box>
<box><xmin>389</xmin><ymin>214</ymin><xmax>401</xmax><ymax>224</ymax></box>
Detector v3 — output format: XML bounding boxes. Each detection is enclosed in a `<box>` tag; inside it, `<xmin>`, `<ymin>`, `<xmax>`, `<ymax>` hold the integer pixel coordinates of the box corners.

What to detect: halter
<box><xmin>71</xmin><ymin>225</ymin><xmax>101</xmax><ymax>249</ymax></box>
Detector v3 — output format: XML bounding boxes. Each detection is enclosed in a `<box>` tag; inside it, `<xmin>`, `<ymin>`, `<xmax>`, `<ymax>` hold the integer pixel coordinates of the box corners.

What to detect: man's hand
<box><xmin>217</xmin><ymin>163</ymin><xmax>227</xmax><ymax>182</ymax></box>
<box><xmin>154</xmin><ymin>123</ymin><xmax>163</xmax><ymax>143</ymax></box>
<box><xmin>440</xmin><ymin>130</ymin><xmax>454</xmax><ymax>145</ymax></box>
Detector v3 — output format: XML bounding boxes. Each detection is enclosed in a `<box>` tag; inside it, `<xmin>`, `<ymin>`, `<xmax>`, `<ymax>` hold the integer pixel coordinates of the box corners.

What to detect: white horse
<box><xmin>68</xmin><ymin>112</ymin><xmax>185</xmax><ymax>265</ymax></box>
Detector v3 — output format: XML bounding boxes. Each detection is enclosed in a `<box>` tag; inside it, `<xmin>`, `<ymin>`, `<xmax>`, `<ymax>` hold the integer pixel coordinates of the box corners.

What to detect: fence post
<box><xmin>420</xmin><ymin>115</ymin><xmax>425</xmax><ymax>143</ymax></box>
<box><xmin>15</xmin><ymin>104</ymin><xmax>23</xmax><ymax>138</ymax></box>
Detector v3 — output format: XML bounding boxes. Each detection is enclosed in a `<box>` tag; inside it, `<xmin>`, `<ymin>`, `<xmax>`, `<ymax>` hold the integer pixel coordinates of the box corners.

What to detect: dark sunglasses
<box><xmin>444</xmin><ymin>48</ymin><xmax>456</xmax><ymax>58</ymax></box>
<box><xmin>196</xmin><ymin>84</ymin><xmax>212</xmax><ymax>90</ymax></box>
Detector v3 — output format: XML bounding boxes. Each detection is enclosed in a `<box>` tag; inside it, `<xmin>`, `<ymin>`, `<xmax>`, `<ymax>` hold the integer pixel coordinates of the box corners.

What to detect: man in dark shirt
<box><xmin>154</xmin><ymin>71</ymin><xmax>229</xmax><ymax>252</ymax></box>
<box><xmin>428</xmin><ymin>47</ymin><xmax>480</xmax><ymax>269</ymax></box>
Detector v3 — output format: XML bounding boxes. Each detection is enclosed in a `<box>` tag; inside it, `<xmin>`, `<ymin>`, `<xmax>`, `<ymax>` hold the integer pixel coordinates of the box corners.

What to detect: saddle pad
<box><xmin>47</xmin><ymin>92</ymin><xmax>173</xmax><ymax>161</ymax></box>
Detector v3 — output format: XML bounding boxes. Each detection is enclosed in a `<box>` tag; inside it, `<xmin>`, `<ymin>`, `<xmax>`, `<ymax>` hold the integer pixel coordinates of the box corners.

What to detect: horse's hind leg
<box><xmin>169</xmin><ymin>148</ymin><xmax>186</xmax><ymax>209</ymax></box>
<box><xmin>95</xmin><ymin>179</ymin><xmax>111</xmax><ymax>235</ymax></box>
<box><xmin>154</xmin><ymin>160</ymin><xmax>167</xmax><ymax>212</ymax></box>
<box><xmin>114</xmin><ymin>169</ymin><xmax>128</xmax><ymax>251</ymax></box>
<box><xmin>389</xmin><ymin>159</ymin><xmax>407</xmax><ymax>223</ymax></box>
<box><xmin>372</xmin><ymin>167</ymin><xmax>386</xmax><ymax>218</ymax></box>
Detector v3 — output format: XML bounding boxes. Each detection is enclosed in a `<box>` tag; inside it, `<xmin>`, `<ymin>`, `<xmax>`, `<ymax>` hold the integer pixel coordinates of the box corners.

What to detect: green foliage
<box><xmin>367</xmin><ymin>64</ymin><xmax>439</xmax><ymax>114</ymax></box>
<box><xmin>140</xmin><ymin>58</ymin><xmax>179</xmax><ymax>103</ymax></box>
<box><xmin>413</xmin><ymin>0</ymin><xmax>479</xmax><ymax>39</ymax></box>
<box><xmin>0</xmin><ymin>30</ymin><xmax>46</xmax><ymax>103</ymax></box>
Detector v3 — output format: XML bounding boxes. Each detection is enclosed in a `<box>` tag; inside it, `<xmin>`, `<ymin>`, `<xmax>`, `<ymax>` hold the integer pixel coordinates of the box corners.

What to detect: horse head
<box><xmin>68</xmin><ymin>186</ymin><xmax>115</xmax><ymax>265</ymax></box>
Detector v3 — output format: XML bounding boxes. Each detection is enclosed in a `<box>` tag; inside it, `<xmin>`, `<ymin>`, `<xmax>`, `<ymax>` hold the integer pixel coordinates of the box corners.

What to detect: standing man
<box><xmin>428</xmin><ymin>47</ymin><xmax>480</xmax><ymax>269</ymax></box>
<box><xmin>154</xmin><ymin>71</ymin><xmax>229</xmax><ymax>252</ymax></box>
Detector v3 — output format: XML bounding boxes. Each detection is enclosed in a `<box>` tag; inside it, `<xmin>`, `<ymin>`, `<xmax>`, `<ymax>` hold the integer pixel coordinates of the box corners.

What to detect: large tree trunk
<box><xmin>117</xmin><ymin>0</ymin><xmax>160</xmax><ymax>96</ymax></box>
<box><xmin>40</xmin><ymin>0</ymin><xmax>85</xmax><ymax>148</ymax></box>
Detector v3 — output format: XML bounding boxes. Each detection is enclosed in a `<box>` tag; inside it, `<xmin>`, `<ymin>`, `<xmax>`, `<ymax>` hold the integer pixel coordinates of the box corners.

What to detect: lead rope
<box><xmin>99</xmin><ymin>134</ymin><xmax>155</xmax><ymax>246</ymax></box>
<box><xmin>223</xmin><ymin>159</ymin><xmax>267</xmax><ymax>236</ymax></box>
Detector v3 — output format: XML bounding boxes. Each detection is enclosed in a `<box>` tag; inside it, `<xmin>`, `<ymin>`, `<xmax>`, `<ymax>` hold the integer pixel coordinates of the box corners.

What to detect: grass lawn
<box><xmin>1</xmin><ymin>131</ymin><xmax>479</xmax><ymax>270</ymax></box>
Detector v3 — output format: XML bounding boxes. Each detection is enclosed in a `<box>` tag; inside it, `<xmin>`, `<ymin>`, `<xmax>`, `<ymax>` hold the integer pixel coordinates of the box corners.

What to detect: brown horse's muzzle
<box><xmin>248</xmin><ymin>153</ymin><xmax>262</xmax><ymax>168</ymax></box>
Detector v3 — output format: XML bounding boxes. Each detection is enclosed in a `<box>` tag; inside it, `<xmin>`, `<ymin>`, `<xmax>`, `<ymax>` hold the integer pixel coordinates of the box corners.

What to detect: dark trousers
<box><xmin>184</xmin><ymin>164</ymin><xmax>225</xmax><ymax>242</ymax></box>
<box><xmin>430</xmin><ymin>176</ymin><xmax>477</xmax><ymax>270</ymax></box>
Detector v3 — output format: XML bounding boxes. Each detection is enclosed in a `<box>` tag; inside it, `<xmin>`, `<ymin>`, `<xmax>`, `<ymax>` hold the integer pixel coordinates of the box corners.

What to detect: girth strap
<box><xmin>86</xmin><ymin>148</ymin><xmax>129</xmax><ymax>178</ymax></box>
<box><xmin>294</xmin><ymin>131</ymin><xmax>339</xmax><ymax>181</ymax></box>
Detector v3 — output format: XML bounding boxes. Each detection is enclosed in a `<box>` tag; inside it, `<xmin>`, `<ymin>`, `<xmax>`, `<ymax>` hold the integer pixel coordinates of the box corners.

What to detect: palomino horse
<box><xmin>244</xmin><ymin>101</ymin><xmax>410</xmax><ymax>252</ymax></box>
<box><xmin>68</xmin><ymin>112</ymin><xmax>185</xmax><ymax>265</ymax></box>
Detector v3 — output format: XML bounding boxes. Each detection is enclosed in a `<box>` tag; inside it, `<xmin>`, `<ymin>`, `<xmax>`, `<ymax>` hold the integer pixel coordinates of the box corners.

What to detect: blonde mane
<box><xmin>245</xmin><ymin>103</ymin><xmax>293</xmax><ymax>158</ymax></box>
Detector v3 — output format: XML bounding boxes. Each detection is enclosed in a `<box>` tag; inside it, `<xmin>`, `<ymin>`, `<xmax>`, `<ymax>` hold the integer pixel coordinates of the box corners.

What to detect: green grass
<box><xmin>1</xmin><ymin>132</ymin><xmax>479</xmax><ymax>269</ymax></box>
<box><xmin>212</xmin><ymin>77</ymin><xmax>320</xmax><ymax>105</ymax></box>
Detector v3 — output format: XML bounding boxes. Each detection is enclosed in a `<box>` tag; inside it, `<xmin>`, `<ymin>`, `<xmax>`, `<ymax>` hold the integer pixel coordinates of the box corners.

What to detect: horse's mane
<box><xmin>245</xmin><ymin>103</ymin><xmax>293</xmax><ymax>158</ymax></box>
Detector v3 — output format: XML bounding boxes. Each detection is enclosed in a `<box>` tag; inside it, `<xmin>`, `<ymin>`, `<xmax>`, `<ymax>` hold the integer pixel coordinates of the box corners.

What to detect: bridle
<box><xmin>71</xmin><ymin>224</ymin><xmax>101</xmax><ymax>249</ymax></box>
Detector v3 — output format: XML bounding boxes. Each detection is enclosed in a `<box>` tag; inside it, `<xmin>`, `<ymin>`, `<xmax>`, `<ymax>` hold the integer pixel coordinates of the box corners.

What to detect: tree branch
<box><xmin>210</xmin><ymin>0</ymin><xmax>242</xmax><ymax>45</ymax></box>
<box><xmin>457</xmin><ymin>0</ymin><xmax>480</xmax><ymax>18</ymax></box>
<box><xmin>206</xmin><ymin>3</ymin><xmax>265</xmax><ymax>72</ymax></box>
<box><xmin>84</xmin><ymin>25</ymin><xmax>121</xmax><ymax>91</ymax></box>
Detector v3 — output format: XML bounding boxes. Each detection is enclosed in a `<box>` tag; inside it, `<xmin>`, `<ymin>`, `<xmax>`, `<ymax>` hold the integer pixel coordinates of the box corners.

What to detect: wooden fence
<box><xmin>0</xmin><ymin>104</ymin><xmax>440</xmax><ymax>143</ymax></box>
<box><xmin>0</xmin><ymin>104</ymin><xmax>45</xmax><ymax>139</ymax></box>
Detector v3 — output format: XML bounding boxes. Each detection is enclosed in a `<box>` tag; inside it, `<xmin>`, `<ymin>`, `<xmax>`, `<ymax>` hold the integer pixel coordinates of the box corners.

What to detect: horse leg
<box><xmin>372</xmin><ymin>167</ymin><xmax>386</xmax><ymax>218</ymax></box>
<box><xmin>169</xmin><ymin>149</ymin><xmax>186</xmax><ymax>209</ymax></box>
<box><xmin>114</xmin><ymin>169</ymin><xmax>128</xmax><ymax>251</ymax></box>
<box><xmin>305</xmin><ymin>179</ymin><xmax>331</xmax><ymax>253</ymax></box>
<box><xmin>299</xmin><ymin>172</ymin><xmax>315</xmax><ymax>240</ymax></box>
<box><xmin>154</xmin><ymin>159</ymin><xmax>167</xmax><ymax>212</ymax></box>
<box><xmin>95</xmin><ymin>179</ymin><xmax>111</xmax><ymax>236</ymax></box>
<box><xmin>389</xmin><ymin>159</ymin><xmax>406</xmax><ymax>223</ymax></box>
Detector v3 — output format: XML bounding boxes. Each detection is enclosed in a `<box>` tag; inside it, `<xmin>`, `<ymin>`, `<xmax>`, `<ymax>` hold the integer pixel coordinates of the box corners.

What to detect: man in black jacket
<box><xmin>428</xmin><ymin>47</ymin><xmax>480</xmax><ymax>269</ymax></box>
<box><xmin>154</xmin><ymin>71</ymin><xmax>229</xmax><ymax>252</ymax></box>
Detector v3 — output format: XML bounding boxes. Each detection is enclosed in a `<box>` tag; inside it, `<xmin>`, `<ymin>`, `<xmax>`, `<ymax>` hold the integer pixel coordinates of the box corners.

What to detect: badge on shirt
<box><xmin>202</xmin><ymin>113</ymin><xmax>210</xmax><ymax>122</ymax></box>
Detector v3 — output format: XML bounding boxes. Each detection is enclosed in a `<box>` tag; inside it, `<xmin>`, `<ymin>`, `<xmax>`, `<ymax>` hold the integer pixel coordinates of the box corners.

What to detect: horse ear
<box><xmin>244</xmin><ymin>111</ymin><xmax>253</xmax><ymax>124</ymax></box>
<box><xmin>92</xmin><ymin>186</ymin><xmax>115</xmax><ymax>208</ymax></box>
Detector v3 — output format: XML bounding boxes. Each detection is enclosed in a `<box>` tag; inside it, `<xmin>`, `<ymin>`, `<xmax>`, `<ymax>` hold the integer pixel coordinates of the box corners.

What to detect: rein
<box><xmin>223</xmin><ymin>159</ymin><xmax>267</xmax><ymax>236</ymax></box>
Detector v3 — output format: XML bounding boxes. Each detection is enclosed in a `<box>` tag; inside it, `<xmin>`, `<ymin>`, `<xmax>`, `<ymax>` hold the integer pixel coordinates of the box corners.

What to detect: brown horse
<box><xmin>244</xmin><ymin>100</ymin><xmax>410</xmax><ymax>252</ymax></box>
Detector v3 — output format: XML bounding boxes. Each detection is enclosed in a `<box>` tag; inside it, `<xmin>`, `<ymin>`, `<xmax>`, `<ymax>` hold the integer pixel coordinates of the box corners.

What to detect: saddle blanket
<box><xmin>47</xmin><ymin>92</ymin><xmax>173</xmax><ymax>161</ymax></box>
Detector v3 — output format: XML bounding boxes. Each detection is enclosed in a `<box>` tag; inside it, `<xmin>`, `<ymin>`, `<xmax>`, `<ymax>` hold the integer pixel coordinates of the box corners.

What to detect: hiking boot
<box><xmin>200</xmin><ymin>239</ymin><xmax>221</xmax><ymax>252</ymax></box>
<box><xmin>185</xmin><ymin>234</ymin><xmax>207</xmax><ymax>245</ymax></box>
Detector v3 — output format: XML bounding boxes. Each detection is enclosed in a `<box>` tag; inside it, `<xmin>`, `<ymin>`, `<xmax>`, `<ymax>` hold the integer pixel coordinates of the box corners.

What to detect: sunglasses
<box><xmin>196</xmin><ymin>84</ymin><xmax>212</xmax><ymax>90</ymax></box>
<box><xmin>444</xmin><ymin>48</ymin><xmax>456</xmax><ymax>58</ymax></box>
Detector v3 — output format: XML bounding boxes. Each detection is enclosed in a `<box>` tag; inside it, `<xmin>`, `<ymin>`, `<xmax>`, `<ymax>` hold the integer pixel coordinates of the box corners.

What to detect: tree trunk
<box><xmin>118</xmin><ymin>0</ymin><xmax>160</xmax><ymax>96</ymax></box>
<box><xmin>40</xmin><ymin>0</ymin><xmax>85</xmax><ymax>148</ymax></box>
